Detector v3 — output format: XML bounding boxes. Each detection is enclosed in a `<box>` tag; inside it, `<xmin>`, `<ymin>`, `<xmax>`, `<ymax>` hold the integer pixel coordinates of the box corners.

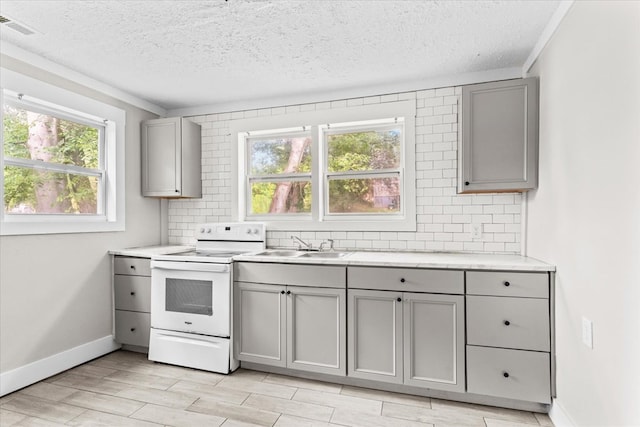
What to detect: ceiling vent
<box><xmin>0</xmin><ymin>15</ymin><xmax>37</xmax><ymax>35</ymax></box>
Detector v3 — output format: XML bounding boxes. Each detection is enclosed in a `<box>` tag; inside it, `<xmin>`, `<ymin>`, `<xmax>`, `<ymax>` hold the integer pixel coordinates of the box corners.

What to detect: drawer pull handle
<box><xmin>503</xmin><ymin>372</ymin><xmax>510</xmax><ymax>378</ymax></box>
<box><xmin>130</xmin><ymin>291</ymin><xmax>135</xmax><ymax>296</ymax></box>
<box><xmin>400</xmin><ymin>278</ymin><xmax>406</xmax><ymax>283</ymax></box>
<box><xmin>130</xmin><ymin>265</ymin><xmax>135</xmax><ymax>270</ymax></box>
<box><xmin>397</xmin><ymin>297</ymin><xmax>402</xmax><ymax>302</ymax></box>
<box><xmin>504</xmin><ymin>320</ymin><xmax>510</xmax><ymax>326</ymax></box>
<box><xmin>130</xmin><ymin>328</ymin><xmax>136</xmax><ymax>332</ymax></box>
<box><xmin>185</xmin><ymin>321</ymin><xmax>192</xmax><ymax>325</ymax></box>
<box><xmin>503</xmin><ymin>281</ymin><xmax>510</xmax><ymax>287</ymax></box>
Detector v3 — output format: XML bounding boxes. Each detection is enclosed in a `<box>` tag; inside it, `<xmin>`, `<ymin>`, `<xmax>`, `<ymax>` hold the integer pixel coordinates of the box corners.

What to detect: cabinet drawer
<box><xmin>114</xmin><ymin>275</ymin><xmax>151</xmax><ymax>312</ymax></box>
<box><xmin>467</xmin><ymin>296</ymin><xmax>549</xmax><ymax>351</ymax></box>
<box><xmin>235</xmin><ymin>262</ymin><xmax>345</xmax><ymax>288</ymax></box>
<box><xmin>348</xmin><ymin>266</ymin><xmax>463</xmax><ymax>294</ymax></box>
<box><xmin>114</xmin><ymin>257</ymin><xmax>151</xmax><ymax>277</ymax></box>
<box><xmin>115</xmin><ymin>310</ymin><xmax>150</xmax><ymax>347</ymax></box>
<box><xmin>467</xmin><ymin>345</ymin><xmax>550</xmax><ymax>404</ymax></box>
<box><xmin>466</xmin><ymin>271</ymin><xmax>548</xmax><ymax>298</ymax></box>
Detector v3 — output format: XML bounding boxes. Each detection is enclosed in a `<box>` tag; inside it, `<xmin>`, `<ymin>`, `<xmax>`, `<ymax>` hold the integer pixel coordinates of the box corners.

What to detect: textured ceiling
<box><xmin>0</xmin><ymin>0</ymin><xmax>560</xmax><ymax>113</ymax></box>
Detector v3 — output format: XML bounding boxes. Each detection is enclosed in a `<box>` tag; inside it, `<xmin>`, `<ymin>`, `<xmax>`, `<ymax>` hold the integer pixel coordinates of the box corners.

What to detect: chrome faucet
<box><xmin>319</xmin><ymin>239</ymin><xmax>334</xmax><ymax>252</ymax></box>
<box><xmin>291</xmin><ymin>235</ymin><xmax>313</xmax><ymax>251</ymax></box>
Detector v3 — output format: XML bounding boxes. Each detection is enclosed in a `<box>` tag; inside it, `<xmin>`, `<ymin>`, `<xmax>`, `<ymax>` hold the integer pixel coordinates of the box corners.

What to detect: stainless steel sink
<box><xmin>299</xmin><ymin>252</ymin><xmax>351</xmax><ymax>258</ymax></box>
<box><xmin>254</xmin><ymin>250</ymin><xmax>302</xmax><ymax>257</ymax></box>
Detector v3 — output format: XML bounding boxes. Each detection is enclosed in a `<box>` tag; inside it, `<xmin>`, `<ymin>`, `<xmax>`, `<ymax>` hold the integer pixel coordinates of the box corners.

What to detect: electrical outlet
<box><xmin>582</xmin><ymin>317</ymin><xmax>593</xmax><ymax>349</ymax></box>
<box><xmin>472</xmin><ymin>223</ymin><xmax>482</xmax><ymax>240</ymax></box>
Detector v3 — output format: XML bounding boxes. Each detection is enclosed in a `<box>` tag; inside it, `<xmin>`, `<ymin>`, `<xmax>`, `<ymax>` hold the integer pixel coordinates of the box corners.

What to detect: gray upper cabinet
<box><xmin>141</xmin><ymin>117</ymin><xmax>202</xmax><ymax>198</ymax></box>
<box><xmin>459</xmin><ymin>78</ymin><xmax>538</xmax><ymax>193</ymax></box>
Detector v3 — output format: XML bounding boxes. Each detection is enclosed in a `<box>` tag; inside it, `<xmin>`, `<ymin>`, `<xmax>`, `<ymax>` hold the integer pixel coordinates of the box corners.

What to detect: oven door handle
<box><xmin>151</xmin><ymin>260</ymin><xmax>230</xmax><ymax>273</ymax></box>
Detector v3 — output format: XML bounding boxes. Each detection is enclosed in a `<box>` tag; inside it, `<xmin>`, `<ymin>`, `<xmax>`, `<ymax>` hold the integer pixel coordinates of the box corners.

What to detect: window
<box><xmin>232</xmin><ymin>100</ymin><xmax>416</xmax><ymax>231</ymax></box>
<box><xmin>1</xmin><ymin>68</ymin><xmax>125</xmax><ymax>235</ymax></box>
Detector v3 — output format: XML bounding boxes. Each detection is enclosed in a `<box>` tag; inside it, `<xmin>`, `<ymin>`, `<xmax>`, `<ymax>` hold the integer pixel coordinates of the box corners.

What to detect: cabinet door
<box><xmin>287</xmin><ymin>286</ymin><xmax>346</xmax><ymax>376</ymax></box>
<box><xmin>460</xmin><ymin>77</ymin><xmax>538</xmax><ymax>193</ymax></box>
<box><xmin>403</xmin><ymin>292</ymin><xmax>465</xmax><ymax>392</ymax></box>
<box><xmin>141</xmin><ymin>117</ymin><xmax>181</xmax><ymax>196</ymax></box>
<box><xmin>234</xmin><ymin>282</ymin><xmax>286</xmax><ymax>367</ymax></box>
<box><xmin>348</xmin><ymin>289</ymin><xmax>403</xmax><ymax>384</ymax></box>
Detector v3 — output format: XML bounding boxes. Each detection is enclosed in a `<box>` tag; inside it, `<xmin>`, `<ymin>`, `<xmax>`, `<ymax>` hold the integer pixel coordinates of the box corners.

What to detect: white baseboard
<box><xmin>550</xmin><ymin>398</ymin><xmax>576</xmax><ymax>427</ymax></box>
<box><xmin>0</xmin><ymin>335</ymin><xmax>120</xmax><ymax>396</ymax></box>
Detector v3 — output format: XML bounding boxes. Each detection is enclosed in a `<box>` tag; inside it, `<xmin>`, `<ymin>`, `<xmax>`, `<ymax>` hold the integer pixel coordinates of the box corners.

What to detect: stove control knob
<box><xmin>253</xmin><ymin>228</ymin><xmax>260</xmax><ymax>235</ymax></box>
<box><xmin>200</xmin><ymin>228</ymin><xmax>205</xmax><ymax>233</ymax></box>
<box><xmin>246</xmin><ymin>229</ymin><xmax>252</xmax><ymax>234</ymax></box>
<box><xmin>206</xmin><ymin>228</ymin><xmax>212</xmax><ymax>233</ymax></box>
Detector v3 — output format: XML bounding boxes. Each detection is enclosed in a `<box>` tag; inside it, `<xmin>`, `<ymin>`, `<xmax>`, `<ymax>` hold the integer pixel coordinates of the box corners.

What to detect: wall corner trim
<box><xmin>0</xmin><ymin>335</ymin><xmax>120</xmax><ymax>396</ymax></box>
<box><xmin>522</xmin><ymin>1</ymin><xmax>575</xmax><ymax>75</ymax></box>
<box><xmin>549</xmin><ymin>398</ymin><xmax>577</xmax><ymax>427</ymax></box>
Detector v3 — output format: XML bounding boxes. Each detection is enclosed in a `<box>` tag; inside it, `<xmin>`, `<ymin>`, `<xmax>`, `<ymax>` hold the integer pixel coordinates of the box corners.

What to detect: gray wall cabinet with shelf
<box><xmin>113</xmin><ymin>256</ymin><xmax>151</xmax><ymax>348</ymax></box>
<box><xmin>234</xmin><ymin>262</ymin><xmax>347</xmax><ymax>376</ymax></box>
<box><xmin>459</xmin><ymin>77</ymin><xmax>538</xmax><ymax>193</ymax></box>
<box><xmin>141</xmin><ymin>117</ymin><xmax>202</xmax><ymax>198</ymax></box>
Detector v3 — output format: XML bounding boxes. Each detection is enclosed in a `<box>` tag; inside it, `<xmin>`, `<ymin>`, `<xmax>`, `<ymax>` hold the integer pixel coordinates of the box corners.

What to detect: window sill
<box><xmin>0</xmin><ymin>217</ymin><xmax>125</xmax><ymax>236</ymax></box>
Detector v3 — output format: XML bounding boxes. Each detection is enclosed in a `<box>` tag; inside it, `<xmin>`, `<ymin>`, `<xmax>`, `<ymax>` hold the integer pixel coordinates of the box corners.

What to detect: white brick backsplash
<box><xmin>168</xmin><ymin>86</ymin><xmax>523</xmax><ymax>254</ymax></box>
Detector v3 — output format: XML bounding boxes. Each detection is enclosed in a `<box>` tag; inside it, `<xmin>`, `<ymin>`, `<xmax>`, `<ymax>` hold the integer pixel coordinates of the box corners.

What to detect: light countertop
<box><xmin>234</xmin><ymin>250</ymin><xmax>555</xmax><ymax>272</ymax></box>
<box><xmin>109</xmin><ymin>245</ymin><xmax>193</xmax><ymax>258</ymax></box>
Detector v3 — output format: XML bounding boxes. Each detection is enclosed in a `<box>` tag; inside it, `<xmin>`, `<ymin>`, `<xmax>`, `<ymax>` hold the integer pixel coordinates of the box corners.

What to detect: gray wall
<box><xmin>527</xmin><ymin>2</ymin><xmax>640</xmax><ymax>425</ymax></box>
<box><xmin>0</xmin><ymin>56</ymin><xmax>162</xmax><ymax>373</ymax></box>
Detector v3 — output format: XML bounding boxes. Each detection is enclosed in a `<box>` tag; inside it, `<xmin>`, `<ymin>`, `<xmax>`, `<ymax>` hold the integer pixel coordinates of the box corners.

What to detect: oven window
<box><xmin>165</xmin><ymin>278</ymin><xmax>213</xmax><ymax>316</ymax></box>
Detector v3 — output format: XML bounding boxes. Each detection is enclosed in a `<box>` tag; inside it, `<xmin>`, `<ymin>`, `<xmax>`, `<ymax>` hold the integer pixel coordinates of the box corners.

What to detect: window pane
<box><xmin>249</xmin><ymin>136</ymin><xmax>311</xmax><ymax>176</ymax></box>
<box><xmin>327</xmin><ymin>128</ymin><xmax>401</xmax><ymax>173</ymax></box>
<box><xmin>328</xmin><ymin>177</ymin><xmax>400</xmax><ymax>214</ymax></box>
<box><xmin>3</xmin><ymin>165</ymin><xmax>99</xmax><ymax>214</ymax></box>
<box><xmin>250</xmin><ymin>180</ymin><xmax>311</xmax><ymax>214</ymax></box>
<box><xmin>3</xmin><ymin>104</ymin><xmax>100</xmax><ymax>169</ymax></box>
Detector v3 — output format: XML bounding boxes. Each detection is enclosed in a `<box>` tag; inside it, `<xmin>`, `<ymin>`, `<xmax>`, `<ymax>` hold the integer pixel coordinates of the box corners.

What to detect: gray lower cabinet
<box><xmin>459</xmin><ymin>77</ymin><xmax>538</xmax><ymax>193</ymax></box>
<box><xmin>347</xmin><ymin>267</ymin><xmax>466</xmax><ymax>393</ymax></box>
<box><xmin>466</xmin><ymin>271</ymin><xmax>551</xmax><ymax>404</ymax></box>
<box><xmin>113</xmin><ymin>256</ymin><xmax>151</xmax><ymax>347</ymax></box>
<box><xmin>234</xmin><ymin>262</ymin><xmax>347</xmax><ymax>376</ymax></box>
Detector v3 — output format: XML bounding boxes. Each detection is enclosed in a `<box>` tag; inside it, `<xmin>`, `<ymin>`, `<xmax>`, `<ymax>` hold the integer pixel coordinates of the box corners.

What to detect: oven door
<box><xmin>151</xmin><ymin>260</ymin><xmax>231</xmax><ymax>337</ymax></box>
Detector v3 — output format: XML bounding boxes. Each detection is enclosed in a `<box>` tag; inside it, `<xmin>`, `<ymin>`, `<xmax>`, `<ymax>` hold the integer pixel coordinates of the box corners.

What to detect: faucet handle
<box><xmin>319</xmin><ymin>239</ymin><xmax>334</xmax><ymax>251</ymax></box>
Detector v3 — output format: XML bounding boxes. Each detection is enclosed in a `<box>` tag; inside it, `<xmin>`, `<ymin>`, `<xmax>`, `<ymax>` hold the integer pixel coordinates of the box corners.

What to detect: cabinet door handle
<box><xmin>396</xmin><ymin>297</ymin><xmax>402</xmax><ymax>302</ymax></box>
<box><xmin>286</xmin><ymin>290</ymin><xmax>291</xmax><ymax>295</ymax></box>
<box><xmin>130</xmin><ymin>291</ymin><xmax>135</xmax><ymax>296</ymax></box>
<box><xmin>503</xmin><ymin>281</ymin><xmax>510</xmax><ymax>287</ymax></box>
<box><xmin>503</xmin><ymin>372</ymin><xmax>510</xmax><ymax>378</ymax></box>
<box><xmin>400</xmin><ymin>278</ymin><xmax>405</xmax><ymax>283</ymax></box>
<box><xmin>465</xmin><ymin>181</ymin><xmax>470</xmax><ymax>186</ymax></box>
<box><xmin>504</xmin><ymin>320</ymin><xmax>510</xmax><ymax>326</ymax></box>
<box><xmin>130</xmin><ymin>328</ymin><xmax>136</xmax><ymax>332</ymax></box>
<box><xmin>281</xmin><ymin>290</ymin><xmax>285</xmax><ymax>294</ymax></box>
<box><xmin>175</xmin><ymin>189</ymin><xmax>180</xmax><ymax>193</ymax></box>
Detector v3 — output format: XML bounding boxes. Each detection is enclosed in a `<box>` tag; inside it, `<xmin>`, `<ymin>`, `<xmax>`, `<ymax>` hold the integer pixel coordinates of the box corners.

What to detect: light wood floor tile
<box><xmin>430</xmin><ymin>398</ymin><xmax>540</xmax><ymax>424</ymax></box>
<box><xmin>1</xmin><ymin>350</ymin><xmax>553</xmax><ymax>427</ymax></box>
<box><xmin>0</xmin><ymin>408</ymin><xmax>28</xmax><ymax>426</ymax></box>
<box><xmin>18</xmin><ymin>383</ymin><xmax>77</xmax><ymax>402</ymax></box>
<box><xmin>217</xmin><ymin>377</ymin><xmax>297</xmax><ymax>400</ymax></box>
<box><xmin>51</xmin><ymin>373</ymin><xmax>130</xmax><ymax>395</ymax></box>
<box><xmin>341</xmin><ymin>385</ymin><xmax>432</xmax><ymax>408</ymax></box>
<box><xmin>61</xmin><ymin>390</ymin><xmax>144</xmax><ymax>416</ymax></box>
<box><xmin>188</xmin><ymin>397</ymin><xmax>280</xmax><ymax>427</ymax></box>
<box><xmin>168</xmin><ymin>380</ymin><xmax>250</xmax><ymax>405</ymax></box>
<box><xmin>331</xmin><ymin>407</ymin><xmax>434</xmax><ymax>427</ymax></box>
<box><xmin>293</xmin><ymin>388</ymin><xmax>382</xmax><ymax>415</ymax></box>
<box><xmin>0</xmin><ymin>395</ymin><xmax>85</xmax><ymax>424</ymax></box>
<box><xmin>131</xmin><ymin>403</ymin><xmax>226</xmax><ymax>427</ymax></box>
<box><xmin>66</xmin><ymin>409</ymin><xmax>162</xmax><ymax>427</ymax></box>
<box><xmin>243</xmin><ymin>393</ymin><xmax>334</xmax><ymax>422</ymax></box>
<box><xmin>273</xmin><ymin>414</ymin><xmax>345</xmax><ymax>427</ymax></box>
<box><xmin>264</xmin><ymin>373</ymin><xmax>343</xmax><ymax>394</ymax></box>
<box><xmin>115</xmin><ymin>386</ymin><xmax>199</xmax><ymax>409</ymax></box>
<box><xmin>104</xmin><ymin>369</ymin><xmax>179</xmax><ymax>390</ymax></box>
<box><xmin>382</xmin><ymin>401</ymin><xmax>485</xmax><ymax>426</ymax></box>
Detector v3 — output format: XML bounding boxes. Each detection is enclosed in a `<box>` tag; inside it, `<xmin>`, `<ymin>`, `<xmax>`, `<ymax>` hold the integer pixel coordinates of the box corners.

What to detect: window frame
<box><xmin>231</xmin><ymin>100</ymin><xmax>416</xmax><ymax>231</ymax></box>
<box><xmin>1</xmin><ymin>68</ymin><xmax>126</xmax><ymax>235</ymax></box>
